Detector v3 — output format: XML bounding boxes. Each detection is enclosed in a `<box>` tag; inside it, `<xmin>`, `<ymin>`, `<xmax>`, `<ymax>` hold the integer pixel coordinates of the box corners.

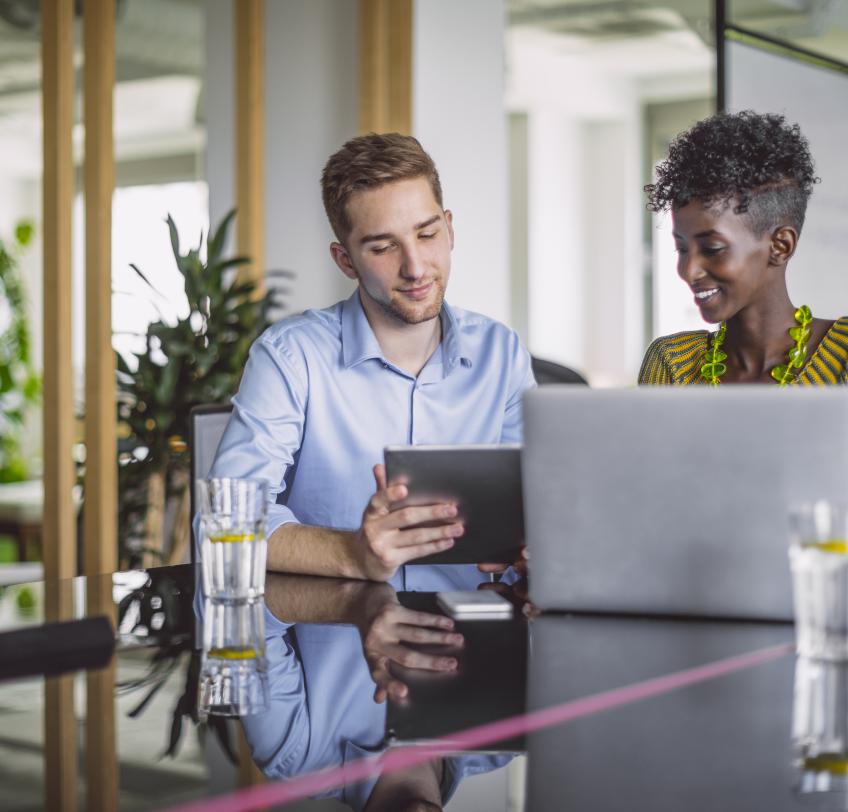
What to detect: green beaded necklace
<box><xmin>700</xmin><ymin>305</ymin><xmax>813</xmax><ymax>386</ymax></box>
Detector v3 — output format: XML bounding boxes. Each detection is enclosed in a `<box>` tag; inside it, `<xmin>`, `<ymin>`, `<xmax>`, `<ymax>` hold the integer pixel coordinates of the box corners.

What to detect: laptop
<box><xmin>523</xmin><ymin>386</ymin><xmax>848</xmax><ymax>621</ymax></box>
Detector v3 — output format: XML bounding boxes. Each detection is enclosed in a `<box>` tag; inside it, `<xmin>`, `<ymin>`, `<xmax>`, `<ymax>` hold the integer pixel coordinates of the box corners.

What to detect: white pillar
<box><xmin>412</xmin><ymin>0</ymin><xmax>510</xmax><ymax>325</ymax></box>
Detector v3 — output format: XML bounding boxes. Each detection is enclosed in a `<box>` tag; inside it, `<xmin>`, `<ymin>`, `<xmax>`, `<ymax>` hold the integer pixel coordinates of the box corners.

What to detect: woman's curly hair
<box><xmin>645</xmin><ymin>110</ymin><xmax>818</xmax><ymax>234</ymax></box>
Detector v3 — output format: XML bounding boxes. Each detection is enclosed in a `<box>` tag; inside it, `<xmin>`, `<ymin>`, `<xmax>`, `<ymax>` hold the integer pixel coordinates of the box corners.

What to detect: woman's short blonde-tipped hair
<box><xmin>321</xmin><ymin>132</ymin><xmax>443</xmax><ymax>241</ymax></box>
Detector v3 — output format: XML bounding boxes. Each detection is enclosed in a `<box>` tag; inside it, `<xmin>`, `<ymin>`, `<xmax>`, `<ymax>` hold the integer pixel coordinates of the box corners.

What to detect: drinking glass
<box><xmin>792</xmin><ymin>655</ymin><xmax>848</xmax><ymax>803</ymax></box>
<box><xmin>198</xmin><ymin>598</ymin><xmax>268</xmax><ymax>718</ymax></box>
<box><xmin>197</xmin><ymin>477</ymin><xmax>268</xmax><ymax>602</ymax></box>
<box><xmin>789</xmin><ymin>501</ymin><xmax>848</xmax><ymax>660</ymax></box>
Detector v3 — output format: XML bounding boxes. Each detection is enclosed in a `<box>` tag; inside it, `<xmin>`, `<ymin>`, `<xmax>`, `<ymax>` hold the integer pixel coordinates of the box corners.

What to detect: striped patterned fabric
<box><xmin>638</xmin><ymin>316</ymin><xmax>848</xmax><ymax>385</ymax></box>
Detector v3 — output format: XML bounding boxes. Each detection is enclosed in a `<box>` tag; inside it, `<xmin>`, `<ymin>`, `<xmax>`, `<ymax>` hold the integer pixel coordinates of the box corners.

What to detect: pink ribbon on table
<box><xmin>159</xmin><ymin>641</ymin><xmax>793</xmax><ymax>812</ymax></box>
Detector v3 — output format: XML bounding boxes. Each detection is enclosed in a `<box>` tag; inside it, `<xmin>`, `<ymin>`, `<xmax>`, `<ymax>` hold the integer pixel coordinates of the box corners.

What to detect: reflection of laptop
<box><xmin>523</xmin><ymin>387</ymin><xmax>848</xmax><ymax>621</ymax></box>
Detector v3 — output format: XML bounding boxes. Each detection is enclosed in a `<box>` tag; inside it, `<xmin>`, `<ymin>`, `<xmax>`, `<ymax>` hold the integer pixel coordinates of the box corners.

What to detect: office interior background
<box><xmin>1</xmin><ymin>0</ymin><xmax>847</xmax><ymax>474</ymax></box>
<box><xmin>0</xmin><ymin>1</ymin><xmax>847</xmax><ymax>809</ymax></box>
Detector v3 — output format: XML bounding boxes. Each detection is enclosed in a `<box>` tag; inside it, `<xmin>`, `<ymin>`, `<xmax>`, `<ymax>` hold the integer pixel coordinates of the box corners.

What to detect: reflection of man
<box><xmin>211</xmin><ymin>133</ymin><xmax>534</xmax><ymax>587</ymax></box>
<box><xmin>243</xmin><ymin>574</ymin><xmax>513</xmax><ymax>811</ymax></box>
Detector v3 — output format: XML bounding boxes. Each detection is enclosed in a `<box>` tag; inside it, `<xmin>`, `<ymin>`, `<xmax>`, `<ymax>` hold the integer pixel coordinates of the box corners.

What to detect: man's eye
<box><xmin>371</xmin><ymin>245</ymin><xmax>390</xmax><ymax>255</ymax></box>
<box><xmin>419</xmin><ymin>231</ymin><xmax>436</xmax><ymax>240</ymax></box>
<box><xmin>701</xmin><ymin>246</ymin><xmax>724</xmax><ymax>256</ymax></box>
<box><xmin>674</xmin><ymin>245</ymin><xmax>687</xmax><ymax>254</ymax></box>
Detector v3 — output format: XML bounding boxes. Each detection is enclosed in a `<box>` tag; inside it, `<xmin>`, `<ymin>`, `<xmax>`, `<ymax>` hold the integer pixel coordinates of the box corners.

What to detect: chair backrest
<box><xmin>531</xmin><ymin>356</ymin><xmax>589</xmax><ymax>386</ymax></box>
<box><xmin>189</xmin><ymin>404</ymin><xmax>233</xmax><ymax>562</ymax></box>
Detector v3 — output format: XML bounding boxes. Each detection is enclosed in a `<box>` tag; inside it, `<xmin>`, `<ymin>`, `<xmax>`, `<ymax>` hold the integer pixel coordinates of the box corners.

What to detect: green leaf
<box><xmin>128</xmin><ymin>263</ymin><xmax>163</xmax><ymax>298</ymax></box>
<box><xmin>166</xmin><ymin>214</ymin><xmax>181</xmax><ymax>264</ymax></box>
<box><xmin>14</xmin><ymin>221</ymin><xmax>34</xmax><ymax>248</ymax></box>
<box><xmin>207</xmin><ymin>209</ymin><xmax>237</xmax><ymax>262</ymax></box>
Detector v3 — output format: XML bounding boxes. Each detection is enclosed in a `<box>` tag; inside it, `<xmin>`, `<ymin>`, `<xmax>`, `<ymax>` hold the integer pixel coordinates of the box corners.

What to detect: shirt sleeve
<box><xmin>240</xmin><ymin>631</ymin><xmax>311</xmax><ymax>779</ymax></box>
<box><xmin>638</xmin><ymin>338</ymin><xmax>673</xmax><ymax>385</ymax></box>
<box><xmin>500</xmin><ymin>334</ymin><xmax>537</xmax><ymax>444</ymax></box>
<box><xmin>210</xmin><ymin>334</ymin><xmax>309</xmax><ymax>538</ymax></box>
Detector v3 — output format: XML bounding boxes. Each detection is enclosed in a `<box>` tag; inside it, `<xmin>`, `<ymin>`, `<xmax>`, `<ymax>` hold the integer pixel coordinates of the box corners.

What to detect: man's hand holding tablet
<box><xmin>384</xmin><ymin>445</ymin><xmax>525</xmax><ymax>566</ymax></box>
<box><xmin>352</xmin><ymin>463</ymin><xmax>465</xmax><ymax>581</ymax></box>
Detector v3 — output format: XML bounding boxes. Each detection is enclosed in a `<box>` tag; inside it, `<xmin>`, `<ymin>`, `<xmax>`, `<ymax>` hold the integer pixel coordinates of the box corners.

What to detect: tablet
<box><xmin>383</xmin><ymin>445</ymin><xmax>524</xmax><ymax>565</ymax></box>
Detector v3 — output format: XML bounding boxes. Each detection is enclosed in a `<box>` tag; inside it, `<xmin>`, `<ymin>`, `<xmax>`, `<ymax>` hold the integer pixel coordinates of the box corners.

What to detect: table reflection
<box><xmin>793</xmin><ymin>656</ymin><xmax>848</xmax><ymax>805</ymax></box>
<box><xmin>232</xmin><ymin>572</ymin><xmax>517</xmax><ymax>810</ymax></box>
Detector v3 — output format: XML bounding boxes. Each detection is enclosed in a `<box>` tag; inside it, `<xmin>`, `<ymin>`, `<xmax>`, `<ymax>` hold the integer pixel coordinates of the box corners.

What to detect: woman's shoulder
<box><xmin>639</xmin><ymin>329</ymin><xmax>710</xmax><ymax>385</ymax></box>
<box><xmin>822</xmin><ymin>317</ymin><xmax>848</xmax><ymax>366</ymax></box>
<box><xmin>827</xmin><ymin>316</ymin><xmax>848</xmax><ymax>339</ymax></box>
<box><xmin>646</xmin><ymin>329</ymin><xmax>710</xmax><ymax>353</ymax></box>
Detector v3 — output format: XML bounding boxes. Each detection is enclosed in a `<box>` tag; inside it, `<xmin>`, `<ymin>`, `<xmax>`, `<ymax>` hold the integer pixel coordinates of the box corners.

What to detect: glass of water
<box><xmin>789</xmin><ymin>501</ymin><xmax>848</xmax><ymax>660</ymax></box>
<box><xmin>197</xmin><ymin>477</ymin><xmax>268</xmax><ymax>602</ymax></box>
<box><xmin>198</xmin><ymin>598</ymin><xmax>268</xmax><ymax>718</ymax></box>
<box><xmin>792</xmin><ymin>655</ymin><xmax>848</xmax><ymax>802</ymax></box>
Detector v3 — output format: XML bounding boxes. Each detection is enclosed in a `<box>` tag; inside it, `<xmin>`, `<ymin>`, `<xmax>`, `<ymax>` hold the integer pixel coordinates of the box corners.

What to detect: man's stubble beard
<box><xmin>375</xmin><ymin>278</ymin><xmax>446</xmax><ymax>325</ymax></box>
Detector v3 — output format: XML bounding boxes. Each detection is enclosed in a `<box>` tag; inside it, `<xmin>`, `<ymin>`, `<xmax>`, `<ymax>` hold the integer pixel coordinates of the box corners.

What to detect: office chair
<box><xmin>531</xmin><ymin>356</ymin><xmax>589</xmax><ymax>386</ymax></box>
<box><xmin>189</xmin><ymin>404</ymin><xmax>233</xmax><ymax>563</ymax></box>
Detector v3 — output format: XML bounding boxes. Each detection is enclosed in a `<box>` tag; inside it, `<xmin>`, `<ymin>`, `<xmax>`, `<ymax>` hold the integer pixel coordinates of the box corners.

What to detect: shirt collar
<box><xmin>340</xmin><ymin>288</ymin><xmax>472</xmax><ymax>375</ymax></box>
<box><xmin>341</xmin><ymin>290</ymin><xmax>384</xmax><ymax>368</ymax></box>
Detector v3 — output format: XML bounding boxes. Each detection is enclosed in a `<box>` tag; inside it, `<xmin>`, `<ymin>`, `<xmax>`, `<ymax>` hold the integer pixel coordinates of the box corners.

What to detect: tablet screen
<box><xmin>383</xmin><ymin>445</ymin><xmax>523</xmax><ymax>565</ymax></box>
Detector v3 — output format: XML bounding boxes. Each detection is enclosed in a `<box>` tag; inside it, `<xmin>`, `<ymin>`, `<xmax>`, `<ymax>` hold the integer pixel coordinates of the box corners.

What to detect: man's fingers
<box><xmin>382</xmin><ymin>503</ymin><xmax>459</xmax><ymax>531</ymax></box>
<box><xmin>396</xmin><ymin>624</ymin><xmax>464</xmax><ymax>647</ymax></box>
<box><xmin>395</xmin><ymin>522</ymin><xmax>464</xmax><ymax>548</ymax></box>
<box><xmin>366</xmin><ymin>482</ymin><xmax>408</xmax><ymax>515</ymax></box>
<box><xmin>369</xmin><ymin>655</ymin><xmax>411</xmax><ymax>701</ymax></box>
<box><xmin>396</xmin><ymin>607</ymin><xmax>455</xmax><ymax>630</ymax></box>
<box><xmin>382</xmin><ymin>643</ymin><xmax>458</xmax><ymax>671</ymax></box>
<box><xmin>373</xmin><ymin>463</ymin><xmax>387</xmax><ymax>491</ymax></box>
<box><xmin>396</xmin><ymin>536</ymin><xmax>458</xmax><ymax>561</ymax></box>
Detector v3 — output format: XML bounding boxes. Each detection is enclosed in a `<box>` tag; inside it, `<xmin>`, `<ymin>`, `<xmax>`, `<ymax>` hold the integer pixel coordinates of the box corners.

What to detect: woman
<box><xmin>639</xmin><ymin>110</ymin><xmax>848</xmax><ymax>385</ymax></box>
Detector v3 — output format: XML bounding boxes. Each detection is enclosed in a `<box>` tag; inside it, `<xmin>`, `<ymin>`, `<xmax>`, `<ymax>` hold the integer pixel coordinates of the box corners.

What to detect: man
<box><xmin>210</xmin><ymin>133</ymin><xmax>534</xmax><ymax>588</ymax></box>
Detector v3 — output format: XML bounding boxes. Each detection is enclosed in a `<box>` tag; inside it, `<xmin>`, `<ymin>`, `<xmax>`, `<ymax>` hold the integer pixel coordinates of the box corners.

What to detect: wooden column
<box><xmin>359</xmin><ymin>0</ymin><xmax>412</xmax><ymax>134</ymax></box>
<box><xmin>234</xmin><ymin>0</ymin><xmax>267</xmax><ymax>786</ymax></box>
<box><xmin>234</xmin><ymin>0</ymin><xmax>265</xmax><ymax>292</ymax></box>
<box><xmin>83</xmin><ymin>1</ymin><xmax>118</xmax><ymax>809</ymax></box>
<box><xmin>41</xmin><ymin>1</ymin><xmax>78</xmax><ymax>809</ymax></box>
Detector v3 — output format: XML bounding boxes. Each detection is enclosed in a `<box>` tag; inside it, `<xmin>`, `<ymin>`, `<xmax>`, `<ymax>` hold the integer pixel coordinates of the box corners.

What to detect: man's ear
<box><xmin>768</xmin><ymin>225</ymin><xmax>798</xmax><ymax>268</ymax></box>
<box><xmin>330</xmin><ymin>241</ymin><xmax>358</xmax><ymax>281</ymax></box>
<box><xmin>444</xmin><ymin>209</ymin><xmax>455</xmax><ymax>250</ymax></box>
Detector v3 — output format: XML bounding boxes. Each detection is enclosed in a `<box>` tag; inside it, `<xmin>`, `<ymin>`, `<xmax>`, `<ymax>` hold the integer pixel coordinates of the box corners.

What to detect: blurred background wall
<box><xmin>1</xmin><ymin>0</ymin><xmax>847</xmax><ymax>480</ymax></box>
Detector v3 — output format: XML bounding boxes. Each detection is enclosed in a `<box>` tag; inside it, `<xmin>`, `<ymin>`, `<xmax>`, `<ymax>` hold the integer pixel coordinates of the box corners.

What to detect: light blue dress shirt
<box><xmin>210</xmin><ymin>290</ymin><xmax>535</xmax><ymax>591</ymax></box>
<box><xmin>241</xmin><ymin>620</ymin><xmax>514</xmax><ymax>811</ymax></box>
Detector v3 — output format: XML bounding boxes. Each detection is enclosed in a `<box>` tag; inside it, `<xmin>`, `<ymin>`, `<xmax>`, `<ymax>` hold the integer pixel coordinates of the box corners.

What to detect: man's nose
<box><xmin>400</xmin><ymin>243</ymin><xmax>426</xmax><ymax>279</ymax></box>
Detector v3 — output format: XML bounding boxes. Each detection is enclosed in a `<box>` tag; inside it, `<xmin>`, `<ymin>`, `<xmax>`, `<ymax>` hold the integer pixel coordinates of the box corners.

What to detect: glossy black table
<box><xmin>0</xmin><ymin>563</ymin><xmax>821</xmax><ymax>811</ymax></box>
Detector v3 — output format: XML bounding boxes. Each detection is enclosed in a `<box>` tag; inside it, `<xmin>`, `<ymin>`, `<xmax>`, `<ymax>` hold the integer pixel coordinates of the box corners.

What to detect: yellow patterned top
<box><xmin>639</xmin><ymin>317</ymin><xmax>848</xmax><ymax>385</ymax></box>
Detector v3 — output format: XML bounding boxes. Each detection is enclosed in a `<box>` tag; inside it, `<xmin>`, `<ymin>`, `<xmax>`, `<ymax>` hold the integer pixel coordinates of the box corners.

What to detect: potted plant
<box><xmin>115</xmin><ymin>210</ymin><xmax>289</xmax><ymax>567</ymax></box>
<box><xmin>0</xmin><ymin>221</ymin><xmax>40</xmax><ymax>483</ymax></box>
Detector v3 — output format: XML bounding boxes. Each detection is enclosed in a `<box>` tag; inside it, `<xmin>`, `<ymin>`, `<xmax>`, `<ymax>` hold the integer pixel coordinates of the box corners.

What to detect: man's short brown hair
<box><xmin>321</xmin><ymin>132</ymin><xmax>443</xmax><ymax>241</ymax></box>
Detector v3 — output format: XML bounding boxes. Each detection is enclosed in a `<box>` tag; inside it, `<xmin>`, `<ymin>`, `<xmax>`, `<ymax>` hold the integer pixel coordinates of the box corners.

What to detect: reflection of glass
<box><xmin>198</xmin><ymin>598</ymin><xmax>268</xmax><ymax>718</ymax></box>
<box><xmin>793</xmin><ymin>656</ymin><xmax>848</xmax><ymax>803</ymax></box>
<box><xmin>197</xmin><ymin>478</ymin><xmax>267</xmax><ymax>602</ymax></box>
<box><xmin>789</xmin><ymin>502</ymin><xmax>848</xmax><ymax>659</ymax></box>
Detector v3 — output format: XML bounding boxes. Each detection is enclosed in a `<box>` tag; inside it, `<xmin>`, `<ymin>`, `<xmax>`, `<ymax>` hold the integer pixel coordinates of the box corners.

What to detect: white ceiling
<box><xmin>0</xmin><ymin>0</ymin><xmax>203</xmax><ymax>179</ymax></box>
